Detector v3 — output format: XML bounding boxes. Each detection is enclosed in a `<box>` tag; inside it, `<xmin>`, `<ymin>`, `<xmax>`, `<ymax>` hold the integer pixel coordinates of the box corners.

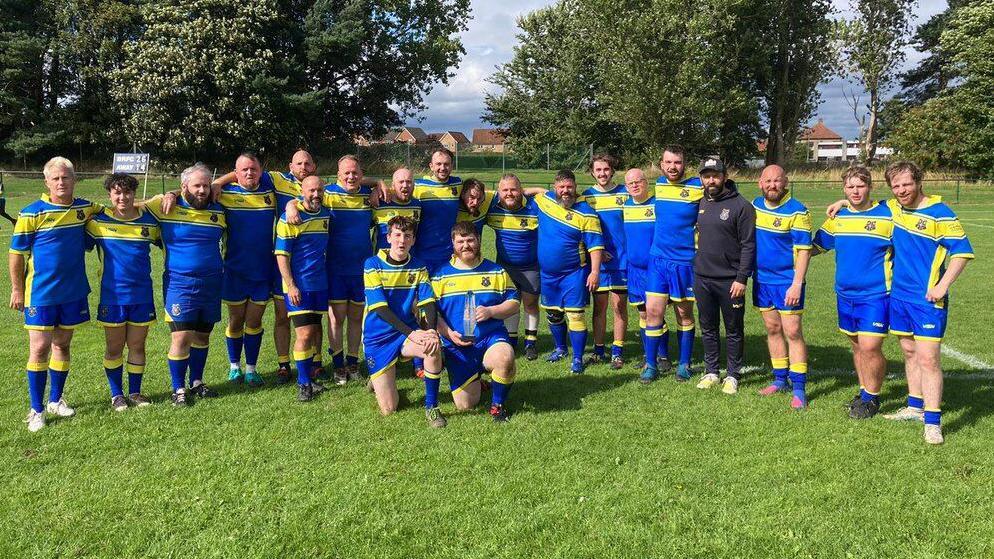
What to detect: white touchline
<box><xmin>940</xmin><ymin>345</ymin><xmax>994</xmax><ymax>374</ymax></box>
<box><xmin>960</xmin><ymin>220</ymin><xmax>994</xmax><ymax>230</ymax></box>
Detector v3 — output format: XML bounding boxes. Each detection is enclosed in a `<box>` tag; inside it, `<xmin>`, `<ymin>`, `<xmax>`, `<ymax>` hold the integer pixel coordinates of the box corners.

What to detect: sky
<box><xmin>413</xmin><ymin>0</ymin><xmax>949</xmax><ymax>142</ymax></box>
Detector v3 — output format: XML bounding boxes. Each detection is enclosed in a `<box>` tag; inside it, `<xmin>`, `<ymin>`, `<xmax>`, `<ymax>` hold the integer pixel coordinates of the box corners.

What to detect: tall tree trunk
<box><xmin>863</xmin><ymin>87</ymin><xmax>879</xmax><ymax>164</ymax></box>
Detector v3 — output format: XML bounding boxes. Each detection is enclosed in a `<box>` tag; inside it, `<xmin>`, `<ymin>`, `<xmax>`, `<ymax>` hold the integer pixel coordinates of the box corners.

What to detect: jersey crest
<box><xmin>720</xmin><ymin>208</ymin><xmax>730</xmax><ymax>221</ymax></box>
<box><xmin>170</xmin><ymin>303</ymin><xmax>181</xmax><ymax>316</ymax></box>
<box><xmin>481</xmin><ymin>276</ymin><xmax>492</xmax><ymax>287</ymax></box>
<box><xmin>210</xmin><ymin>214</ymin><xmax>218</xmax><ymax>223</ymax></box>
<box><xmin>772</xmin><ymin>217</ymin><xmax>782</xmax><ymax>227</ymax></box>
<box><xmin>916</xmin><ymin>218</ymin><xmax>927</xmax><ymax>231</ymax></box>
<box><xmin>680</xmin><ymin>189</ymin><xmax>689</xmax><ymax>198</ymax></box>
<box><xmin>864</xmin><ymin>220</ymin><xmax>877</xmax><ymax>231</ymax></box>
<box><xmin>141</xmin><ymin>226</ymin><xmax>150</xmax><ymax>237</ymax></box>
<box><xmin>76</xmin><ymin>209</ymin><xmax>85</xmax><ymax>220</ymax></box>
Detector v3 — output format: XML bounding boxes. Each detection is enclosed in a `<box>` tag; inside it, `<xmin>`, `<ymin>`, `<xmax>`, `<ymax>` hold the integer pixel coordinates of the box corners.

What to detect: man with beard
<box><xmin>486</xmin><ymin>174</ymin><xmax>541</xmax><ymax>360</ymax></box>
<box><xmin>752</xmin><ymin>165</ymin><xmax>813</xmax><ymax>409</ymax></box>
<box><xmin>432</xmin><ymin>222</ymin><xmax>520</xmax><ymax>422</ymax></box>
<box><xmin>457</xmin><ymin>178</ymin><xmax>493</xmax><ymax>235</ymax></box>
<box><xmin>645</xmin><ymin>145</ymin><xmax>699</xmax><ymax>382</ymax></box>
<box><xmin>373</xmin><ymin>167</ymin><xmax>422</xmax><ymax>250</ymax></box>
<box><xmin>691</xmin><ymin>158</ymin><xmax>755</xmax><ymax>396</ymax></box>
<box><xmin>534</xmin><ymin>170</ymin><xmax>604</xmax><ymax>374</ymax></box>
<box><xmin>10</xmin><ymin>157</ymin><xmax>100</xmax><ymax>431</ymax></box>
<box><xmin>147</xmin><ymin>164</ymin><xmax>227</xmax><ymax>406</ymax></box>
<box><xmin>581</xmin><ymin>154</ymin><xmax>629</xmax><ymax>369</ymax></box>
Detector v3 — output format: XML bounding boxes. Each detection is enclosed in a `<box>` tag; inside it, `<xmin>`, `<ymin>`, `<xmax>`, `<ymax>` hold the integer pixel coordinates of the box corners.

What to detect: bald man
<box><xmin>752</xmin><ymin>165</ymin><xmax>813</xmax><ymax>409</ymax></box>
<box><xmin>373</xmin><ymin>167</ymin><xmax>423</xmax><ymax>250</ymax></box>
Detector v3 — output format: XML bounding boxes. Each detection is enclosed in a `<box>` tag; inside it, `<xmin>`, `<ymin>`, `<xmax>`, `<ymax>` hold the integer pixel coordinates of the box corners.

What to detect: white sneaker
<box><xmin>696</xmin><ymin>373</ymin><xmax>720</xmax><ymax>389</ymax></box>
<box><xmin>24</xmin><ymin>409</ymin><xmax>45</xmax><ymax>432</ymax></box>
<box><xmin>46</xmin><ymin>398</ymin><xmax>75</xmax><ymax>417</ymax></box>
<box><xmin>883</xmin><ymin>406</ymin><xmax>924</xmax><ymax>422</ymax></box>
<box><xmin>924</xmin><ymin>424</ymin><xmax>944</xmax><ymax>445</ymax></box>
<box><xmin>722</xmin><ymin>376</ymin><xmax>739</xmax><ymax>395</ymax></box>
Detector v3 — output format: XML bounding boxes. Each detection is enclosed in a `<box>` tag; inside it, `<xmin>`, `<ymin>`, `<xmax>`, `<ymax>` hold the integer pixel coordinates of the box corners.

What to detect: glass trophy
<box><xmin>462</xmin><ymin>291</ymin><xmax>477</xmax><ymax>342</ymax></box>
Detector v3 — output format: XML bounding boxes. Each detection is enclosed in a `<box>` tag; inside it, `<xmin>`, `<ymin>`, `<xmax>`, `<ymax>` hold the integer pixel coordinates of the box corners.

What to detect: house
<box><xmin>433</xmin><ymin>131</ymin><xmax>470</xmax><ymax>152</ymax></box>
<box><xmin>354</xmin><ymin>129</ymin><xmax>401</xmax><ymax>146</ymax></box>
<box><xmin>394</xmin><ymin>126</ymin><xmax>429</xmax><ymax>144</ymax></box>
<box><xmin>472</xmin><ymin>128</ymin><xmax>507</xmax><ymax>152</ymax></box>
<box><xmin>798</xmin><ymin>119</ymin><xmax>894</xmax><ymax>162</ymax></box>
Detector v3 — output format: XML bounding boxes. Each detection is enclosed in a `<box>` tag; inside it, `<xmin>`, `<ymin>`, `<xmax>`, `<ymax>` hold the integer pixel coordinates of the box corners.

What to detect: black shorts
<box><xmin>291</xmin><ymin>313</ymin><xmax>323</xmax><ymax>328</ymax></box>
<box><xmin>168</xmin><ymin>320</ymin><xmax>215</xmax><ymax>334</ymax></box>
<box><xmin>501</xmin><ymin>261</ymin><xmax>540</xmax><ymax>295</ymax></box>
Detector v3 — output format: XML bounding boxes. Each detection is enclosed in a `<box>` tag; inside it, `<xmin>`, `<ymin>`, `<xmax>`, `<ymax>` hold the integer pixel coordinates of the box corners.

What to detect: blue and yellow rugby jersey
<box><xmin>431</xmin><ymin>258</ymin><xmax>518</xmax><ymax>339</ymax></box>
<box><xmin>85</xmin><ymin>208</ymin><xmax>161</xmax><ymax>305</ymax></box>
<box><xmin>887</xmin><ymin>197</ymin><xmax>974</xmax><ymax>306</ymax></box>
<box><xmin>218</xmin><ymin>174</ymin><xmax>277</xmax><ymax>281</ymax></box>
<box><xmin>457</xmin><ymin>189</ymin><xmax>495</xmax><ymax>236</ymax></box>
<box><xmin>268</xmin><ymin>171</ymin><xmax>302</xmax><ymax>210</ymax></box>
<box><xmin>274</xmin><ymin>202</ymin><xmax>331</xmax><ymax>291</ymax></box>
<box><xmin>534</xmin><ymin>191</ymin><xmax>604</xmax><ymax>274</ymax></box>
<box><xmin>582</xmin><ymin>184</ymin><xmax>629</xmax><ymax>271</ymax></box>
<box><xmin>651</xmin><ymin>176</ymin><xmax>703</xmax><ymax>263</ymax></box>
<box><xmin>623</xmin><ymin>195</ymin><xmax>656</xmax><ymax>270</ymax></box>
<box><xmin>486</xmin><ymin>197</ymin><xmax>539</xmax><ymax>267</ymax></box>
<box><xmin>813</xmin><ymin>201</ymin><xmax>893</xmax><ymax>299</ymax></box>
<box><xmin>362</xmin><ymin>250</ymin><xmax>436</xmax><ymax>342</ymax></box>
<box><xmin>373</xmin><ymin>197</ymin><xmax>422</xmax><ymax>250</ymax></box>
<box><xmin>145</xmin><ymin>195</ymin><xmax>226</xmax><ymax>277</ymax></box>
<box><xmin>412</xmin><ymin>175</ymin><xmax>461</xmax><ymax>263</ymax></box>
<box><xmin>9</xmin><ymin>195</ymin><xmax>101</xmax><ymax>306</ymax></box>
<box><xmin>323</xmin><ymin>183</ymin><xmax>374</xmax><ymax>275</ymax></box>
<box><xmin>752</xmin><ymin>193</ymin><xmax>813</xmax><ymax>285</ymax></box>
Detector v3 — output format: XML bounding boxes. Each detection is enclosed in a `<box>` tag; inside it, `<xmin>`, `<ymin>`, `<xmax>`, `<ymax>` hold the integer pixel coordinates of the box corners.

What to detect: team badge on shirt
<box><xmin>171</xmin><ymin>303</ymin><xmax>181</xmax><ymax>316</ymax></box>
<box><xmin>616</xmin><ymin>196</ymin><xmax>625</xmax><ymax>205</ymax></box>
<box><xmin>520</xmin><ymin>218</ymin><xmax>529</xmax><ymax>227</ymax></box>
<box><xmin>451</xmin><ymin>187</ymin><xmax>458</xmax><ymax>195</ymax></box>
<box><xmin>210</xmin><ymin>214</ymin><xmax>218</xmax><ymax>222</ymax></box>
<box><xmin>680</xmin><ymin>189</ymin><xmax>689</xmax><ymax>198</ymax></box>
<box><xmin>916</xmin><ymin>219</ymin><xmax>927</xmax><ymax>231</ymax></box>
<box><xmin>481</xmin><ymin>276</ymin><xmax>491</xmax><ymax>287</ymax></box>
<box><xmin>565</xmin><ymin>212</ymin><xmax>574</xmax><ymax>221</ymax></box>
<box><xmin>864</xmin><ymin>221</ymin><xmax>877</xmax><ymax>231</ymax></box>
<box><xmin>27</xmin><ymin>307</ymin><xmax>37</xmax><ymax>317</ymax></box>
<box><xmin>76</xmin><ymin>210</ymin><xmax>85</xmax><ymax>220</ymax></box>
<box><xmin>141</xmin><ymin>227</ymin><xmax>150</xmax><ymax>237</ymax></box>
<box><xmin>645</xmin><ymin>208</ymin><xmax>654</xmax><ymax>217</ymax></box>
<box><xmin>720</xmin><ymin>208</ymin><xmax>730</xmax><ymax>221</ymax></box>
<box><xmin>772</xmin><ymin>217</ymin><xmax>782</xmax><ymax>227</ymax></box>
<box><xmin>408</xmin><ymin>272</ymin><xmax>416</xmax><ymax>283</ymax></box>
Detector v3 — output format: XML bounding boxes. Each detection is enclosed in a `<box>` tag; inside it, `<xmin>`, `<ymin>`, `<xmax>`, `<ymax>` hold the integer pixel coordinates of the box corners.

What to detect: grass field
<box><xmin>2</xmin><ymin>171</ymin><xmax>993</xmax><ymax>558</ymax></box>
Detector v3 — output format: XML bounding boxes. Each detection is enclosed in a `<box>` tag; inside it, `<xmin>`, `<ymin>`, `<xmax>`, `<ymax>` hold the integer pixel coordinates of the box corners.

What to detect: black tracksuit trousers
<box><xmin>694</xmin><ymin>276</ymin><xmax>745</xmax><ymax>379</ymax></box>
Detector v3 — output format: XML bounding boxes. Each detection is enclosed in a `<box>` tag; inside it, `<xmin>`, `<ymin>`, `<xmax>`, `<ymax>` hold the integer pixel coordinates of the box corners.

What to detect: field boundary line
<box><xmin>940</xmin><ymin>345</ymin><xmax>994</xmax><ymax>373</ymax></box>
<box><xmin>961</xmin><ymin>220</ymin><xmax>994</xmax><ymax>230</ymax></box>
<box><xmin>724</xmin><ymin>364</ymin><xmax>994</xmax><ymax>380</ymax></box>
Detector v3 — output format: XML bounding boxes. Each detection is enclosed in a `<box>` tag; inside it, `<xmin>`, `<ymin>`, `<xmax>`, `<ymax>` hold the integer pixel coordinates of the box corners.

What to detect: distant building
<box><xmin>434</xmin><ymin>131</ymin><xmax>469</xmax><ymax>152</ymax></box>
<box><xmin>472</xmin><ymin>128</ymin><xmax>507</xmax><ymax>153</ymax></box>
<box><xmin>799</xmin><ymin>120</ymin><xmax>892</xmax><ymax>162</ymax></box>
<box><xmin>394</xmin><ymin>126</ymin><xmax>429</xmax><ymax>144</ymax></box>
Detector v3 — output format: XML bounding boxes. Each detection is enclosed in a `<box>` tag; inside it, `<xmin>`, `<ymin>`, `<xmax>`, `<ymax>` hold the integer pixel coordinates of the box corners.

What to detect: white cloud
<box><xmin>415</xmin><ymin>0</ymin><xmax>950</xmax><ymax>140</ymax></box>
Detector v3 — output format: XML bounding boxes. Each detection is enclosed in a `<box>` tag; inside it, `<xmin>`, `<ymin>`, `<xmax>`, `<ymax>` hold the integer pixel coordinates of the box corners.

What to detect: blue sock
<box><xmin>225</xmin><ymin>330</ymin><xmax>244</xmax><ymax>365</ymax></box>
<box><xmin>644</xmin><ymin>325</ymin><xmax>663</xmax><ymax>367</ymax></box>
<box><xmin>243</xmin><ymin>328</ymin><xmax>263</xmax><ymax>368</ymax></box>
<box><xmin>26</xmin><ymin>365</ymin><xmax>47</xmax><ymax>412</ymax></box>
<box><xmin>189</xmin><ymin>344</ymin><xmax>209</xmax><ymax>386</ymax></box>
<box><xmin>789</xmin><ymin>371</ymin><xmax>807</xmax><ymax>400</ymax></box>
<box><xmin>678</xmin><ymin>328</ymin><xmax>695</xmax><ymax>366</ymax></box>
<box><xmin>771</xmin><ymin>357</ymin><xmax>789</xmax><ymax>389</ymax></box>
<box><xmin>168</xmin><ymin>354</ymin><xmax>189</xmax><ymax>392</ymax></box>
<box><xmin>294</xmin><ymin>350</ymin><xmax>313</xmax><ymax>385</ymax></box>
<box><xmin>491</xmin><ymin>374</ymin><xmax>512</xmax><ymax>406</ymax></box>
<box><xmin>104</xmin><ymin>358</ymin><xmax>125</xmax><ymax>398</ymax></box>
<box><xmin>924</xmin><ymin>408</ymin><xmax>941</xmax><ymax>426</ymax></box>
<box><xmin>48</xmin><ymin>365</ymin><xmax>69</xmax><ymax>403</ymax></box>
<box><xmin>860</xmin><ymin>388</ymin><xmax>879</xmax><ymax>404</ymax></box>
<box><xmin>331</xmin><ymin>351</ymin><xmax>344</xmax><ymax>369</ymax></box>
<box><xmin>594</xmin><ymin>344</ymin><xmax>606</xmax><ymax>358</ymax></box>
<box><xmin>569</xmin><ymin>329</ymin><xmax>587</xmax><ymax>360</ymax></box>
<box><xmin>659</xmin><ymin>329</ymin><xmax>671</xmax><ymax>361</ymax></box>
<box><xmin>128</xmin><ymin>373</ymin><xmax>143</xmax><ymax>395</ymax></box>
<box><xmin>908</xmin><ymin>394</ymin><xmax>924</xmax><ymax>410</ymax></box>
<box><xmin>423</xmin><ymin>369</ymin><xmax>441</xmax><ymax>408</ymax></box>
<box><xmin>509</xmin><ymin>335</ymin><xmax>518</xmax><ymax>347</ymax></box>
<box><xmin>346</xmin><ymin>354</ymin><xmax>359</xmax><ymax>367</ymax></box>
<box><xmin>549</xmin><ymin>322</ymin><xmax>567</xmax><ymax>351</ymax></box>
<box><xmin>611</xmin><ymin>341</ymin><xmax>623</xmax><ymax>359</ymax></box>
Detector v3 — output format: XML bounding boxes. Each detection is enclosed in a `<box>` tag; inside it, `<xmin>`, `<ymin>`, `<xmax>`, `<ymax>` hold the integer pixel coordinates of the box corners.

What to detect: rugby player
<box><xmin>457</xmin><ymin>178</ymin><xmax>493</xmax><ymax>235</ymax></box>
<box><xmin>829</xmin><ymin>162</ymin><xmax>973</xmax><ymax>444</ymax></box>
<box><xmin>409</xmin><ymin>148</ymin><xmax>463</xmax><ymax>377</ymax></box>
<box><xmin>10</xmin><ymin>157</ymin><xmax>99</xmax><ymax>431</ymax></box>
<box><xmin>433</xmin><ymin>222</ymin><xmax>519</xmax><ymax>422</ymax></box>
<box><xmin>86</xmin><ymin>173</ymin><xmax>159</xmax><ymax>410</ymax></box>
<box><xmin>275</xmin><ymin>176</ymin><xmax>332</xmax><ymax>401</ymax></box>
<box><xmin>813</xmin><ymin>166</ymin><xmax>893</xmax><ymax>419</ymax></box>
<box><xmin>214</xmin><ymin>150</ymin><xmax>319</xmax><ymax>384</ymax></box>
<box><xmin>362</xmin><ymin>216</ymin><xmax>447</xmax><ymax>428</ymax></box>
<box><xmin>645</xmin><ymin>145</ymin><xmax>700</xmax><ymax>381</ymax></box>
<box><xmin>692</xmin><ymin>158</ymin><xmax>756</xmax><ymax>395</ymax></box>
<box><xmin>752</xmin><ymin>165</ymin><xmax>813</xmax><ymax>408</ymax></box>
<box><xmin>148</xmin><ymin>164</ymin><xmax>227</xmax><ymax>406</ymax></box>
<box><xmin>373</xmin><ymin>167</ymin><xmax>422</xmax><ymax>250</ymax></box>
<box><xmin>621</xmin><ymin>168</ymin><xmax>669</xmax><ymax>383</ymax></box>
<box><xmin>582</xmin><ymin>154</ymin><xmax>629</xmax><ymax>369</ymax></box>
<box><xmin>535</xmin><ymin>169</ymin><xmax>604</xmax><ymax>374</ymax></box>
<box><xmin>486</xmin><ymin>174</ymin><xmax>541</xmax><ymax>360</ymax></box>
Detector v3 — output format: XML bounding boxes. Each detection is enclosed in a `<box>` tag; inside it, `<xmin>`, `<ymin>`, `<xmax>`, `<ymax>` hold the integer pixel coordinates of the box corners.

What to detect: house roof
<box><xmin>472</xmin><ymin>128</ymin><xmax>507</xmax><ymax>145</ymax></box>
<box><xmin>443</xmin><ymin>131</ymin><xmax>470</xmax><ymax>144</ymax></box>
<box><xmin>400</xmin><ymin>126</ymin><xmax>428</xmax><ymax>141</ymax></box>
<box><xmin>800</xmin><ymin>120</ymin><xmax>842</xmax><ymax>141</ymax></box>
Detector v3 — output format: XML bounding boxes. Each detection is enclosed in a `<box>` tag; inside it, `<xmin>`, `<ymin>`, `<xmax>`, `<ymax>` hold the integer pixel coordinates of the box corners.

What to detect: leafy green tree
<box><xmin>839</xmin><ymin>0</ymin><xmax>914</xmax><ymax>163</ymax></box>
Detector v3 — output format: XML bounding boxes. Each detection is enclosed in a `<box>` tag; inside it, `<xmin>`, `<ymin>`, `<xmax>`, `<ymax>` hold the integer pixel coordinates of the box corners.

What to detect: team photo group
<box><xmin>8</xmin><ymin>146</ymin><xmax>973</xmax><ymax>444</ymax></box>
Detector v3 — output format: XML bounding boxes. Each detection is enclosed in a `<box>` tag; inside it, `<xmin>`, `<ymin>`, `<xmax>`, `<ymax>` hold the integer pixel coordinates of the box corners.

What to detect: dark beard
<box><xmin>183</xmin><ymin>191</ymin><xmax>210</xmax><ymax>210</ymax></box>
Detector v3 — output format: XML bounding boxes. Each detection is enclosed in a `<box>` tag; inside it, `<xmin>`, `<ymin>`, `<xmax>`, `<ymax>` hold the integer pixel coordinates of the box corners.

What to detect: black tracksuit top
<box><xmin>693</xmin><ymin>180</ymin><xmax>756</xmax><ymax>284</ymax></box>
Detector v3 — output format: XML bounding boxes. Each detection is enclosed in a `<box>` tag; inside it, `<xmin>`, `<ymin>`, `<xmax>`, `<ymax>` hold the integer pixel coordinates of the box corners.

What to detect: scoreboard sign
<box><xmin>112</xmin><ymin>153</ymin><xmax>150</xmax><ymax>174</ymax></box>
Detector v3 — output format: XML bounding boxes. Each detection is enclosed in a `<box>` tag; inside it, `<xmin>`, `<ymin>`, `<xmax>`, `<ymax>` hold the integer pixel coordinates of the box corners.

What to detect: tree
<box><xmin>756</xmin><ymin>0</ymin><xmax>837</xmax><ymax>166</ymax></box>
<box><xmin>839</xmin><ymin>0</ymin><xmax>914</xmax><ymax>163</ymax></box>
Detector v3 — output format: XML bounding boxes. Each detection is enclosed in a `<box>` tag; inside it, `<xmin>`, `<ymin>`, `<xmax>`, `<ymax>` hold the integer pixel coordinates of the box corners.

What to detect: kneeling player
<box><xmin>275</xmin><ymin>176</ymin><xmax>331</xmax><ymax>402</ymax></box>
<box><xmin>433</xmin><ymin>222</ymin><xmax>520</xmax><ymax>422</ymax></box>
<box><xmin>87</xmin><ymin>173</ymin><xmax>159</xmax><ymax>410</ymax></box>
<box><xmin>362</xmin><ymin>216</ymin><xmax>447</xmax><ymax>428</ymax></box>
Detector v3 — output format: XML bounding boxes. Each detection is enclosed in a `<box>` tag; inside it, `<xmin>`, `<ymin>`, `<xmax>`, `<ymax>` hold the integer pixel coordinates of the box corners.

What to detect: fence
<box><xmin>353</xmin><ymin>142</ymin><xmax>594</xmax><ymax>173</ymax></box>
